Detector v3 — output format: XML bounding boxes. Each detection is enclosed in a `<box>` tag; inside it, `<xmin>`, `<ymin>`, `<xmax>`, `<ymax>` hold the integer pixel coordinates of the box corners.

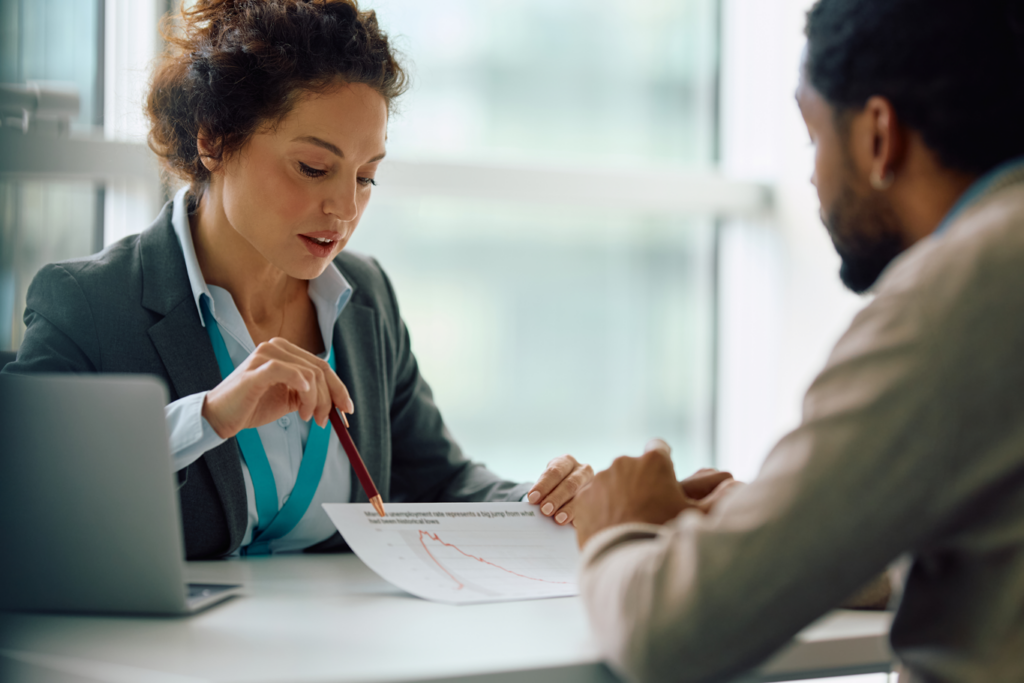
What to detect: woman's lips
<box><xmin>299</xmin><ymin>232</ymin><xmax>341</xmax><ymax>258</ymax></box>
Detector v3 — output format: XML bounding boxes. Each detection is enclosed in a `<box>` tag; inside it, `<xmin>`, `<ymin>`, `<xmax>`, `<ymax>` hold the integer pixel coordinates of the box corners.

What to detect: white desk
<box><xmin>0</xmin><ymin>555</ymin><xmax>892</xmax><ymax>683</ymax></box>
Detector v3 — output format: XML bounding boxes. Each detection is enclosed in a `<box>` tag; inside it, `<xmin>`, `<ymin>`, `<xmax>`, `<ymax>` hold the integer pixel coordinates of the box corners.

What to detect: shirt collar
<box><xmin>934</xmin><ymin>155</ymin><xmax>1024</xmax><ymax>236</ymax></box>
<box><xmin>170</xmin><ymin>187</ymin><xmax>353</xmax><ymax>344</ymax></box>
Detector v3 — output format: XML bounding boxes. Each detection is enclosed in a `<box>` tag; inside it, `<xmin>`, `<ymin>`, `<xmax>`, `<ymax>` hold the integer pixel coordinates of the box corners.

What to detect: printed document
<box><xmin>322</xmin><ymin>502</ymin><xmax>579</xmax><ymax>604</ymax></box>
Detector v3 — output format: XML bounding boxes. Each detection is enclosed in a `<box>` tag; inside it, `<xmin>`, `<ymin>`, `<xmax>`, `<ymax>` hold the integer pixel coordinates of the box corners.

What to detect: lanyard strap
<box><xmin>200</xmin><ymin>296</ymin><xmax>334</xmax><ymax>555</ymax></box>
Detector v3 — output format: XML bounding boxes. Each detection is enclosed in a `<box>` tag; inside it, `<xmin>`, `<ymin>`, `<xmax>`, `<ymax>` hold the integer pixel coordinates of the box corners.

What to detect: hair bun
<box><xmin>147</xmin><ymin>0</ymin><xmax>408</xmax><ymax>193</ymax></box>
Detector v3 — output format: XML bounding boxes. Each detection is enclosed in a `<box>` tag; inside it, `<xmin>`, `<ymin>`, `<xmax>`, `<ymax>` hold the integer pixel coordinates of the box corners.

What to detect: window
<box><xmin>0</xmin><ymin>0</ymin><xmax>104</xmax><ymax>350</ymax></box>
<box><xmin>2</xmin><ymin>0</ymin><xmax>770</xmax><ymax>480</ymax></box>
<box><xmin>348</xmin><ymin>0</ymin><xmax>724</xmax><ymax>478</ymax></box>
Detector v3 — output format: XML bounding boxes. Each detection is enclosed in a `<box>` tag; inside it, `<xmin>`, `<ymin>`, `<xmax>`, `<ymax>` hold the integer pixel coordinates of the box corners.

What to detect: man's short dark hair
<box><xmin>805</xmin><ymin>0</ymin><xmax>1024</xmax><ymax>176</ymax></box>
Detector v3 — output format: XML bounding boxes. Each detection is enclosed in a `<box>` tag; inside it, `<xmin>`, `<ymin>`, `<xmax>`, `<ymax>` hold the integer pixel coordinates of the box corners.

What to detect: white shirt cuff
<box><xmin>165</xmin><ymin>391</ymin><xmax>227</xmax><ymax>473</ymax></box>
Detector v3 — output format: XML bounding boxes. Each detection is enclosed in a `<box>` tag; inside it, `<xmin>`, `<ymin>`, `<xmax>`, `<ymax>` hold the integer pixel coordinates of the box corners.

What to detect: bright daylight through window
<box><xmin>1</xmin><ymin>0</ymin><xmax>729</xmax><ymax>480</ymax></box>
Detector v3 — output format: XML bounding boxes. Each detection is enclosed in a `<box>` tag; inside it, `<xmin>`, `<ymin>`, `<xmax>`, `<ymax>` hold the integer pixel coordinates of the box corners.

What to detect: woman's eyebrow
<box><xmin>293</xmin><ymin>135</ymin><xmax>344</xmax><ymax>157</ymax></box>
<box><xmin>291</xmin><ymin>135</ymin><xmax>386</xmax><ymax>162</ymax></box>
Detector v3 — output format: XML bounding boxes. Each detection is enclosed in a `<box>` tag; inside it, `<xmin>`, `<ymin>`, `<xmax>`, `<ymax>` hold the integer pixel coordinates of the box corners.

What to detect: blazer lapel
<box><xmin>139</xmin><ymin>211</ymin><xmax>247</xmax><ymax>553</ymax></box>
<box><xmin>333</xmin><ymin>302</ymin><xmax>389</xmax><ymax>503</ymax></box>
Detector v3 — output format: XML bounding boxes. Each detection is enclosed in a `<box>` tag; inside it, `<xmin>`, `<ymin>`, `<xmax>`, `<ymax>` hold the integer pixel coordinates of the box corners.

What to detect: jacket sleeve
<box><xmin>373</xmin><ymin>259</ymin><xmax>531</xmax><ymax>504</ymax></box>
<box><xmin>577</xmin><ymin>285</ymin><xmax>969</xmax><ymax>683</ymax></box>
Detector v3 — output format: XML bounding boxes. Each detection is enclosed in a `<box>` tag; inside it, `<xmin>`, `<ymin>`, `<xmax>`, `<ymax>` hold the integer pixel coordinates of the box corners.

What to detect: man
<box><xmin>572</xmin><ymin>1</ymin><xmax>1024</xmax><ymax>681</ymax></box>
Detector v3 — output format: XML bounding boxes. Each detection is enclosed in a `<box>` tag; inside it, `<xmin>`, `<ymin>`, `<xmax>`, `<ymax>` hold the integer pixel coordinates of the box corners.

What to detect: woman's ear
<box><xmin>196</xmin><ymin>136</ymin><xmax>222</xmax><ymax>173</ymax></box>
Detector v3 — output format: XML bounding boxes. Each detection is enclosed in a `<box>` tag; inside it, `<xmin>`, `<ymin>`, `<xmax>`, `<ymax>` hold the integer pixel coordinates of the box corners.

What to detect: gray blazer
<box><xmin>5</xmin><ymin>203</ymin><xmax>530</xmax><ymax>559</ymax></box>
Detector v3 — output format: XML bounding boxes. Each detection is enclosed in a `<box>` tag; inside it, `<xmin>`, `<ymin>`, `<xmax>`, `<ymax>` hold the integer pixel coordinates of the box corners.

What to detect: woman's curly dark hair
<box><xmin>146</xmin><ymin>0</ymin><xmax>408</xmax><ymax>192</ymax></box>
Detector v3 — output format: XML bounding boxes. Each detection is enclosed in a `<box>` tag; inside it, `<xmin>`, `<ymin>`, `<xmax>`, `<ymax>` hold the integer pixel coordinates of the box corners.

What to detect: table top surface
<box><xmin>0</xmin><ymin>554</ymin><xmax>893</xmax><ymax>683</ymax></box>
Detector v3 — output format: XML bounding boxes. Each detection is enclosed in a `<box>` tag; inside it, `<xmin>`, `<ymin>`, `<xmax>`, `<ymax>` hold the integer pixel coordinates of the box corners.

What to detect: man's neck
<box><xmin>891</xmin><ymin>137</ymin><xmax>979</xmax><ymax>246</ymax></box>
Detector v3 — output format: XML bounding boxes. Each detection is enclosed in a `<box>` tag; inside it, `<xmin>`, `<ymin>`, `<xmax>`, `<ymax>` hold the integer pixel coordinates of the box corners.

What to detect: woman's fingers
<box><xmin>204</xmin><ymin>356</ymin><xmax>313</xmax><ymax>437</ymax></box>
<box><xmin>528</xmin><ymin>455</ymin><xmax>594</xmax><ymax>522</ymax></box>
<box><xmin>262</xmin><ymin>338</ymin><xmax>351</xmax><ymax>427</ymax></box>
<box><xmin>325</xmin><ymin>365</ymin><xmax>354</xmax><ymax>415</ymax></box>
<box><xmin>309</xmin><ymin>358</ymin><xmax>333</xmax><ymax>428</ymax></box>
<box><xmin>527</xmin><ymin>455</ymin><xmax>576</xmax><ymax>506</ymax></box>
<box><xmin>254</xmin><ymin>357</ymin><xmax>318</xmax><ymax>421</ymax></box>
<box><xmin>553</xmin><ymin>499</ymin><xmax>578</xmax><ymax>526</ymax></box>
<box><xmin>204</xmin><ymin>337</ymin><xmax>355</xmax><ymax>435</ymax></box>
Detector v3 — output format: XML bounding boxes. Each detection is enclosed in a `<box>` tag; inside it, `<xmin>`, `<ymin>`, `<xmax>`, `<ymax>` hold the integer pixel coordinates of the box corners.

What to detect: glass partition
<box><xmin>348</xmin><ymin>0</ymin><xmax>721</xmax><ymax>474</ymax></box>
<box><xmin>351</xmin><ymin>194</ymin><xmax>715</xmax><ymax>480</ymax></box>
<box><xmin>1</xmin><ymin>0</ymin><xmax>722</xmax><ymax>475</ymax></box>
<box><xmin>374</xmin><ymin>0</ymin><xmax>719</xmax><ymax>168</ymax></box>
<box><xmin>0</xmin><ymin>0</ymin><xmax>103</xmax><ymax>350</ymax></box>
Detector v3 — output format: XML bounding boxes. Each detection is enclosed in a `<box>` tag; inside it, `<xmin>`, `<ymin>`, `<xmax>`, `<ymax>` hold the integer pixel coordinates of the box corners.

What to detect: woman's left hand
<box><xmin>527</xmin><ymin>455</ymin><xmax>594</xmax><ymax>526</ymax></box>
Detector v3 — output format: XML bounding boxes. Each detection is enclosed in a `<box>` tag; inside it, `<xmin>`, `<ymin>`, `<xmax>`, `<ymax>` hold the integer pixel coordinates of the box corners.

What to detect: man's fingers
<box><xmin>637</xmin><ymin>444</ymin><xmax>677</xmax><ymax>481</ymax></box>
<box><xmin>527</xmin><ymin>455</ymin><xmax>579</xmax><ymax>504</ymax></box>
<box><xmin>643</xmin><ymin>438</ymin><xmax>672</xmax><ymax>457</ymax></box>
<box><xmin>694</xmin><ymin>479</ymin><xmax>743</xmax><ymax>513</ymax></box>
<box><xmin>680</xmin><ymin>469</ymin><xmax>734</xmax><ymax>500</ymax></box>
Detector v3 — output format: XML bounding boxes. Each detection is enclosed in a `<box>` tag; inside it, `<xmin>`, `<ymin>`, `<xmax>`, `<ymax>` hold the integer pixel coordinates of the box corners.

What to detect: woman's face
<box><xmin>210</xmin><ymin>82</ymin><xmax>388</xmax><ymax>280</ymax></box>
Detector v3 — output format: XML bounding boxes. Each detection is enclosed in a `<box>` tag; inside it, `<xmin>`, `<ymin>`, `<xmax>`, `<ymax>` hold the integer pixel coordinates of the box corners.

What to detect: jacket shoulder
<box><xmin>33</xmin><ymin>201</ymin><xmax>175</xmax><ymax>293</ymax></box>
<box><xmin>43</xmin><ymin>232</ymin><xmax>144</xmax><ymax>285</ymax></box>
<box><xmin>334</xmin><ymin>250</ymin><xmax>398</xmax><ymax>313</ymax></box>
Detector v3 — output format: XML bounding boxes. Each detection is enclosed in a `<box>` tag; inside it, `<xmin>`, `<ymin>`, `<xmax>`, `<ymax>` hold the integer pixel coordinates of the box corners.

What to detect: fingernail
<box><xmin>645</xmin><ymin>438</ymin><xmax>667</xmax><ymax>453</ymax></box>
<box><xmin>555</xmin><ymin>512</ymin><xmax>568</xmax><ymax>524</ymax></box>
<box><xmin>528</xmin><ymin>491</ymin><xmax>541</xmax><ymax>504</ymax></box>
<box><xmin>541</xmin><ymin>502</ymin><xmax>554</xmax><ymax>516</ymax></box>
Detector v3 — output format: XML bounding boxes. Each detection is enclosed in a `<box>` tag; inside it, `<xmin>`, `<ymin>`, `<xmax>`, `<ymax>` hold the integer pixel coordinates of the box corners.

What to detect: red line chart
<box><xmin>417</xmin><ymin>529</ymin><xmax>571</xmax><ymax>591</ymax></box>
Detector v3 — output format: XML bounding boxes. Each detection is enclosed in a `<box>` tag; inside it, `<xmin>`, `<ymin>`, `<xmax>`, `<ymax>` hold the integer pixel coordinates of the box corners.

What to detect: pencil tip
<box><xmin>370</xmin><ymin>495</ymin><xmax>386</xmax><ymax>517</ymax></box>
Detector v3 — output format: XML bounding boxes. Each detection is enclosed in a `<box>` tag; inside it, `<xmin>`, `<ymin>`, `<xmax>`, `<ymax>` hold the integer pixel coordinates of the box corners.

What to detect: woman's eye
<box><xmin>358</xmin><ymin>177</ymin><xmax>377</xmax><ymax>187</ymax></box>
<box><xmin>298</xmin><ymin>162</ymin><xmax>328</xmax><ymax>179</ymax></box>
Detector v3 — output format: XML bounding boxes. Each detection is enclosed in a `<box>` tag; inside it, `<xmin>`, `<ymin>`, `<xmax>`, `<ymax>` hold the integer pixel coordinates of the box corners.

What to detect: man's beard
<box><xmin>823</xmin><ymin>180</ymin><xmax>906</xmax><ymax>294</ymax></box>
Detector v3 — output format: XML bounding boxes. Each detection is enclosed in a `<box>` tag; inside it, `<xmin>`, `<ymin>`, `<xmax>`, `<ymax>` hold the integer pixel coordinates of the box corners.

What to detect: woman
<box><xmin>5</xmin><ymin>0</ymin><xmax>592</xmax><ymax>559</ymax></box>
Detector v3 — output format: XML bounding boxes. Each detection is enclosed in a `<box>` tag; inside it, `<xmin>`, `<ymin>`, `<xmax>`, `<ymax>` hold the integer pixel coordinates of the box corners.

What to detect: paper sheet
<box><xmin>322</xmin><ymin>502</ymin><xmax>580</xmax><ymax>604</ymax></box>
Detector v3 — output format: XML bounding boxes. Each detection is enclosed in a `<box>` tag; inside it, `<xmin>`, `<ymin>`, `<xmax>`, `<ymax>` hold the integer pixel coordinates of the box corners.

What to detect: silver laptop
<box><xmin>0</xmin><ymin>372</ymin><xmax>241</xmax><ymax>615</ymax></box>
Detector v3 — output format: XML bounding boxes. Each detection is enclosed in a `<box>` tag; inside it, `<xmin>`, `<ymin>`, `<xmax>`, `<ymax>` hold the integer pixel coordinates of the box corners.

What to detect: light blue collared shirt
<box><xmin>934</xmin><ymin>155</ymin><xmax>1024</xmax><ymax>236</ymax></box>
<box><xmin>164</xmin><ymin>187</ymin><xmax>354</xmax><ymax>554</ymax></box>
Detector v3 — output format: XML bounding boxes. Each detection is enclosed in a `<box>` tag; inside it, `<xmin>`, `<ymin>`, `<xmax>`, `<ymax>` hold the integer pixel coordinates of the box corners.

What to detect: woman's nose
<box><xmin>323</xmin><ymin>180</ymin><xmax>359</xmax><ymax>222</ymax></box>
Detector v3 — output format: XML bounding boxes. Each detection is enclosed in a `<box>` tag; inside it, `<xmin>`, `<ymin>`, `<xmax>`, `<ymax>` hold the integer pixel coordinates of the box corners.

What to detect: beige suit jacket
<box><xmin>580</xmin><ymin>164</ymin><xmax>1024</xmax><ymax>683</ymax></box>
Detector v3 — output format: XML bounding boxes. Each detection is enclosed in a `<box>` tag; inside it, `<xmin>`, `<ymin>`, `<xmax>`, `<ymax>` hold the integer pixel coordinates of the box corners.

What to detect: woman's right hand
<box><xmin>201</xmin><ymin>337</ymin><xmax>354</xmax><ymax>438</ymax></box>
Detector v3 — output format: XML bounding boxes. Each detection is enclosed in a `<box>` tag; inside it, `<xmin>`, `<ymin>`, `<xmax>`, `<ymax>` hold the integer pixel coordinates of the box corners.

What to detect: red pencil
<box><xmin>327</xmin><ymin>407</ymin><xmax>386</xmax><ymax>517</ymax></box>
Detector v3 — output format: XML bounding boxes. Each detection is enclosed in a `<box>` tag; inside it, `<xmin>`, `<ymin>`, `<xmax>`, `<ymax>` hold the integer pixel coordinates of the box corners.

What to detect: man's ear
<box><xmin>196</xmin><ymin>135</ymin><xmax>222</xmax><ymax>173</ymax></box>
<box><xmin>863</xmin><ymin>95</ymin><xmax>906</xmax><ymax>191</ymax></box>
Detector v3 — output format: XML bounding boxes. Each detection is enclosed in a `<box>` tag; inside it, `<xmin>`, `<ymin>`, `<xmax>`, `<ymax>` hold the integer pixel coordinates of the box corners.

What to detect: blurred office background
<box><xmin>0</xmin><ymin>0</ymin><xmax>865</xmax><ymax>490</ymax></box>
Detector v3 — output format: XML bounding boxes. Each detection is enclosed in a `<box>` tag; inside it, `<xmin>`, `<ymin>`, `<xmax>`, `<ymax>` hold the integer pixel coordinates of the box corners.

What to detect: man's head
<box><xmin>798</xmin><ymin>0</ymin><xmax>1024</xmax><ymax>293</ymax></box>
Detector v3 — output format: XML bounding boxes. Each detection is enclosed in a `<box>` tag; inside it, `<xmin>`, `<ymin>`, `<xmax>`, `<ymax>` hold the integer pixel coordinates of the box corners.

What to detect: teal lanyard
<box><xmin>200</xmin><ymin>296</ymin><xmax>334</xmax><ymax>556</ymax></box>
